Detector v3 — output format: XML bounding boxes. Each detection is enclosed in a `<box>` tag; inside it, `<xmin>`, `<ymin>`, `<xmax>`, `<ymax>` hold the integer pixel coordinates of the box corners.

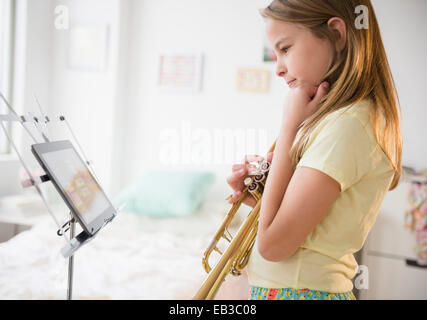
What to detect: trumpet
<box><xmin>193</xmin><ymin>141</ymin><xmax>276</xmax><ymax>300</ymax></box>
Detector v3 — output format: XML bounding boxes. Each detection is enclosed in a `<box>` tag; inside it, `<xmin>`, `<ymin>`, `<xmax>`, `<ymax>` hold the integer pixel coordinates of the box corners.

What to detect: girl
<box><xmin>227</xmin><ymin>0</ymin><xmax>402</xmax><ymax>300</ymax></box>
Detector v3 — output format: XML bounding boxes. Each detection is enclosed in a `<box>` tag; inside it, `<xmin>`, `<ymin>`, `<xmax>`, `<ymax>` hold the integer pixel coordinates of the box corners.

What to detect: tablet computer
<box><xmin>31</xmin><ymin>140</ymin><xmax>116</xmax><ymax>236</ymax></box>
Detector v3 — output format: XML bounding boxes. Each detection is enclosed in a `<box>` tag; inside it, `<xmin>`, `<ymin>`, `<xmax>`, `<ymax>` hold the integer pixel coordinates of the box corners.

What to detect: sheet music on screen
<box><xmin>42</xmin><ymin>148</ymin><xmax>110</xmax><ymax>224</ymax></box>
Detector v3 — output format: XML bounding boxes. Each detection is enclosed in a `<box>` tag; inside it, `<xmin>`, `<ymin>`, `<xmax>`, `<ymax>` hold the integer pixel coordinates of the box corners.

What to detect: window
<box><xmin>0</xmin><ymin>0</ymin><xmax>14</xmax><ymax>154</ymax></box>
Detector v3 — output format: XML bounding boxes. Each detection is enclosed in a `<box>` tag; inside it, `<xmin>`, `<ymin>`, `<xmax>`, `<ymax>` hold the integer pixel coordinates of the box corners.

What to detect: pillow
<box><xmin>113</xmin><ymin>170</ymin><xmax>216</xmax><ymax>218</ymax></box>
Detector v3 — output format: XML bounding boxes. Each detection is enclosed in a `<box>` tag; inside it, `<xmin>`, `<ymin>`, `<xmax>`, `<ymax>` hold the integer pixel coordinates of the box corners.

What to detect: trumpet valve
<box><xmin>260</xmin><ymin>161</ymin><xmax>271</xmax><ymax>173</ymax></box>
<box><xmin>248</xmin><ymin>182</ymin><xmax>259</xmax><ymax>193</ymax></box>
<box><xmin>244</xmin><ymin>177</ymin><xmax>253</xmax><ymax>186</ymax></box>
<box><xmin>254</xmin><ymin>173</ymin><xmax>265</xmax><ymax>183</ymax></box>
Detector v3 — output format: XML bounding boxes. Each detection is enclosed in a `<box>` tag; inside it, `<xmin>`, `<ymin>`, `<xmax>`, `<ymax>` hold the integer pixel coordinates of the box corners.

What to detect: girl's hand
<box><xmin>282</xmin><ymin>81</ymin><xmax>330</xmax><ymax>131</ymax></box>
<box><xmin>226</xmin><ymin>152</ymin><xmax>274</xmax><ymax>208</ymax></box>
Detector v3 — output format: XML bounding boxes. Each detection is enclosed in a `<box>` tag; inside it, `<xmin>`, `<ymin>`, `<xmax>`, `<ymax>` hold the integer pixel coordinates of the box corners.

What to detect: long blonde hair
<box><xmin>260</xmin><ymin>0</ymin><xmax>402</xmax><ymax>190</ymax></box>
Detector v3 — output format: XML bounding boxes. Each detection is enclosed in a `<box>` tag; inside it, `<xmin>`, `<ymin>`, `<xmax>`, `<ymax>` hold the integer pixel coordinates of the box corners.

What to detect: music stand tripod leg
<box><xmin>67</xmin><ymin>215</ymin><xmax>75</xmax><ymax>300</ymax></box>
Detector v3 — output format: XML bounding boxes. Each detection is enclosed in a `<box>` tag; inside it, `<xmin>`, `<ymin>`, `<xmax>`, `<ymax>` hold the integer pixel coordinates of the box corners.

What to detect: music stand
<box><xmin>0</xmin><ymin>92</ymin><xmax>119</xmax><ymax>300</ymax></box>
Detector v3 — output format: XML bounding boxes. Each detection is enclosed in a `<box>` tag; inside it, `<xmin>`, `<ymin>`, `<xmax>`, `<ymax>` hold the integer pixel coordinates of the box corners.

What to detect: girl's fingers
<box><xmin>228</xmin><ymin>190</ymin><xmax>242</xmax><ymax>204</ymax></box>
<box><xmin>232</xmin><ymin>163</ymin><xmax>257</xmax><ymax>172</ymax></box>
<box><xmin>227</xmin><ymin>153</ymin><xmax>274</xmax><ymax>204</ymax></box>
<box><xmin>226</xmin><ymin>168</ymin><xmax>247</xmax><ymax>187</ymax></box>
<box><xmin>232</xmin><ymin>163</ymin><xmax>244</xmax><ymax>172</ymax></box>
<box><xmin>232</xmin><ymin>153</ymin><xmax>272</xmax><ymax>173</ymax></box>
<box><xmin>242</xmin><ymin>155</ymin><xmax>264</xmax><ymax>164</ymax></box>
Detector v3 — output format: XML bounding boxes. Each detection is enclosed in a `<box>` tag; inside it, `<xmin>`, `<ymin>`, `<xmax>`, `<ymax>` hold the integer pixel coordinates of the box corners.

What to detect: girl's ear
<box><xmin>327</xmin><ymin>17</ymin><xmax>347</xmax><ymax>52</ymax></box>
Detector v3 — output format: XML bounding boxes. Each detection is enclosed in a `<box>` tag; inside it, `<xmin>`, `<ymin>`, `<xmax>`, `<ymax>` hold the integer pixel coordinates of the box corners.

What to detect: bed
<box><xmin>0</xmin><ymin>199</ymin><xmax>250</xmax><ymax>300</ymax></box>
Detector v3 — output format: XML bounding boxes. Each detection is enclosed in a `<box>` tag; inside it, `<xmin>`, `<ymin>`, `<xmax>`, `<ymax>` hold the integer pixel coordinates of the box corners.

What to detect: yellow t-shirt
<box><xmin>247</xmin><ymin>98</ymin><xmax>395</xmax><ymax>293</ymax></box>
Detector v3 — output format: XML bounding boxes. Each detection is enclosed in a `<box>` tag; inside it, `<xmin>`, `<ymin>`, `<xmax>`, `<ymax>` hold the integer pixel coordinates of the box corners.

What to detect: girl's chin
<box><xmin>289</xmin><ymin>80</ymin><xmax>315</xmax><ymax>89</ymax></box>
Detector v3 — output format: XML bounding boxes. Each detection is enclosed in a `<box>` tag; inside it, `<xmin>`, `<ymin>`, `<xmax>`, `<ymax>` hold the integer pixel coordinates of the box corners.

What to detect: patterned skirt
<box><xmin>248</xmin><ymin>286</ymin><xmax>356</xmax><ymax>300</ymax></box>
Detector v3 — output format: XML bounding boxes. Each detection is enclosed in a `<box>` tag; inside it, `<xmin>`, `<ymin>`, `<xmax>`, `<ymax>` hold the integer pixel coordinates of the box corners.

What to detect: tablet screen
<box><xmin>42</xmin><ymin>148</ymin><xmax>110</xmax><ymax>225</ymax></box>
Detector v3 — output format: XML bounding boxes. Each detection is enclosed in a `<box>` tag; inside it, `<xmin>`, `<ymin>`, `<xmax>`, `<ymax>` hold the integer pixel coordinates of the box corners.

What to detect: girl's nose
<box><xmin>276</xmin><ymin>70</ymin><xmax>285</xmax><ymax>78</ymax></box>
<box><xmin>275</xmin><ymin>63</ymin><xmax>287</xmax><ymax>78</ymax></box>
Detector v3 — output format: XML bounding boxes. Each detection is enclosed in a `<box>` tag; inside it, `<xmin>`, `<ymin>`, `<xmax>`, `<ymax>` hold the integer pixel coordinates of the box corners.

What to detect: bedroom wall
<box><xmin>48</xmin><ymin>0</ymin><xmax>122</xmax><ymax>196</ymax></box>
<box><xmin>359</xmin><ymin>0</ymin><xmax>427</xmax><ymax>299</ymax></box>
<box><xmin>0</xmin><ymin>0</ymin><xmax>53</xmax><ymax>196</ymax></box>
<box><xmin>115</xmin><ymin>0</ymin><xmax>284</xmax><ymax>200</ymax></box>
<box><xmin>2</xmin><ymin>1</ymin><xmax>426</xmax><ymax>199</ymax></box>
<box><xmin>116</xmin><ymin>0</ymin><xmax>427</xmax><ymax>198</ymax></box>
<box><xmin>0</xmin><ymin>0</ymin><xmax>54</xmax><ymax>242</ymax></box>
<box><xmin>0</xmin><ymin>0</ymin><xmax>123</xmax><ymax>197</ymax></box>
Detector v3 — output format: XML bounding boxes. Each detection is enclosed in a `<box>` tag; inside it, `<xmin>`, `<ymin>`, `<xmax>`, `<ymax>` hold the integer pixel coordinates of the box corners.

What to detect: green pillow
<box><xmin>113</xmin><ymin>170</ymin><xmax>216</xmax><ymax>217</ymax></box>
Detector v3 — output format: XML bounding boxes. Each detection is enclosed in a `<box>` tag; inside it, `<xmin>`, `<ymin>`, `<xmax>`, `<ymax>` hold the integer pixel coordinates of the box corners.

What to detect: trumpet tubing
<box><xmin>193</xmin><ymin>141</ymin><xmax>276</xmax><ymax>300</ymax></box>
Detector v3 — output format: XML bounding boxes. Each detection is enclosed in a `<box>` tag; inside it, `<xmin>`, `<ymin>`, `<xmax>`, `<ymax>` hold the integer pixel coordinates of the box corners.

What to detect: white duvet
<box><xmin>0</xmin><ymin>201</ymin><xmax>250</xmax><ymax>300</ymax></box>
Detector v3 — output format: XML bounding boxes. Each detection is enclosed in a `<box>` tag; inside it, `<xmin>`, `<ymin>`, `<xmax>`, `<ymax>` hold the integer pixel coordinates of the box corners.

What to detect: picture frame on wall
<box><xmin>67</xmin><ymin>24</ymin><xmax>110</xmax><ymax>72</ymax></box>
<box><xmin>263</xmin><ymin>33</ymin><xmax>277</xmax><ymax>63</ymax></box>
<box><xmin>157</xmin><ymin>53</ymin><xmax>204</xmax><ymax>93</ymax></box>
<box><xmin>236</xmin><ymin>67</ymin><xmax>270</xmax><ymax>93</ymax></box>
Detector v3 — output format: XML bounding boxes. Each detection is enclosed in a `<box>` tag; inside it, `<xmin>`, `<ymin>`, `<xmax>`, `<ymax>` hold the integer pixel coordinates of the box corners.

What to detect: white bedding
<box><xmin>0</xmin><ymin>201</ymin><xmax>250</xmax><ymax>300</ymax></box>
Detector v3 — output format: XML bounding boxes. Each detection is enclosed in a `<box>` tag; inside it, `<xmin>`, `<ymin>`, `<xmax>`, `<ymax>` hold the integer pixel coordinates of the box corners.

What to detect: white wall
<box><xmin>0</xmin><ymin>0</ymin><xmax>123</xmax><ymax>198</ymax></box>
<box><xmin>359</xmin><ymin>0</ymin><xmax>427</xmax><ymax>299</ymax></box>
<box><xmin>117</xmin><ymin>0</ymin><xmax>284</xmax><ymax>200</ymax></box>
<box><xmin>117</xmin><ymin>0</ymin><xmax>427</xmax><ymax>195</ymax></box>
<box><xmin>0</xmin><ymin>0</ymin><xmax>53</xmax><ymax>196</ymax></box>
<box><xmin>372</xmin><ymin>0</ymin><xmax>427</xmax><ymax>169</ymax></box>
<box><xmin>49</xmin><ymin>0</ymin><xmax>122</xmax><ymax>196</ymax></box>
<box><xmin>2</xmin><ymin>1</ymin><xmax>426</xmax><ymax>196</ymax></box>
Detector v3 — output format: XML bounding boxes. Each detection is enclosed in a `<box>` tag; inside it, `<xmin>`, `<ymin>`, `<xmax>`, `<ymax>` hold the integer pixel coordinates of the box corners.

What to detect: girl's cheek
<box><xmin>297</xmin><ymin>52</ymin><xmax>327</xmax><ymax>85</ymax></box>
<box><xmin>288</xmin><ymin>55</ymin><xmax>304</xmax><ymax>79</ymax></box>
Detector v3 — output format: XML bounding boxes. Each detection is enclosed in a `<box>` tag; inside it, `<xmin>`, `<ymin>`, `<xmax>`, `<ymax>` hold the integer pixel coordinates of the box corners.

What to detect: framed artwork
<box><xmin>236</xmin><ymin>68</ymin><xmax>270</xmax><ymax>93</ymax></box>
<box><xmin>67</xmin><ymin>24</ymin><xmax>110</xmax><ymax>72</ymax></box>
<box><xmin>263</xmin><ymin>34</ymin><xmax>277</xmax><ymax>63</ymax></box>
<box><xmin>157</xmin><ymin>53</ymin><xmax>203</xmax><ymax>93</ymax></box>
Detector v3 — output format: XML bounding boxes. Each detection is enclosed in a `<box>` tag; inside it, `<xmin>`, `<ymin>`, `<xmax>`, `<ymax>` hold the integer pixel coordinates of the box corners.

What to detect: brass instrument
<box><xmin>193</xmin><ymin>141</ymin><xmax>276</xmax><ymax>300</ymax></box>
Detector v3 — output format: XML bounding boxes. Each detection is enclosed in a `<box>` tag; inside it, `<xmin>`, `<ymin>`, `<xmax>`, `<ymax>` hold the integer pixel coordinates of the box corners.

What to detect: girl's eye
<box><xmin>280</xmin><ymin>46</ymin><xmax>290</xmax><ymax>54</ymax></box>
